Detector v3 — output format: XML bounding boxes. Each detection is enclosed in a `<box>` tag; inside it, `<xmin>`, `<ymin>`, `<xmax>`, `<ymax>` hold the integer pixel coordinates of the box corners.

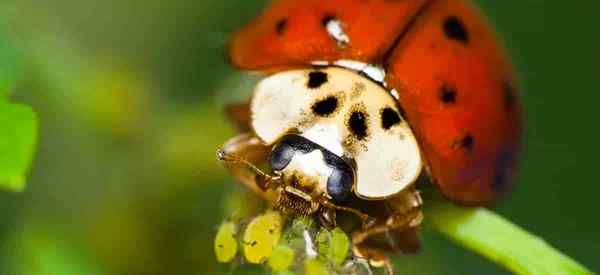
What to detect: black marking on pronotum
<box><xmin>307</xmin><ymin>71</ymin><xmax>328</xmax><ymax>89</ymax></box>
<box><xmin>443</xmin><ymin>16</ymin><xmax>469</xmax><ymax>43</ymax></box>
<box><xmin>503</xmin><ymin>80</ymin><xmax>517</xmax><ymax>110</ymax></box>
<box><xmin>311</xmin><ymin>96</ymin><xmax>338</xmax><ymax>117</ymax></box>
<box><xmin>348</xmin><ymin>111</ymin><xmax>368</xmax><ymax>140</ymax></box>
<box><xmin>381</xmin><ymin>107</ymin><xmax>402</xmax><ymax>129</ymax></box>
<box><xmin>275</xmin><ymin>18</ymin><xmax>287</xmax><ymax>35</ymax></box>
<box><xmin>440</xmin><ymin>84</ymin><xmax>457</xmax><ymax>104</ymax></box>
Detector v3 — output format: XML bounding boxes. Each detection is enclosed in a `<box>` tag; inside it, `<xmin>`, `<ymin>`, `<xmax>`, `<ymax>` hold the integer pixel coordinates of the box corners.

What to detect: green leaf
<box><xmin>0</xmin><ymin>102</ymin><xmax>38</xmax><ymax>191</ymax></box>
<box><xmin>426</xmin><ymin>200</ymin><xmax>596</xmax><ymax>275</ymax></box>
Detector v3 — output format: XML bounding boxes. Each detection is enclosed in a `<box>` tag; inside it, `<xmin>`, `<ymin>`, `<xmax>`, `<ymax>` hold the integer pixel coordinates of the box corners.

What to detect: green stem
<box><xmin>426</xmin><ymin>200</ymin><xmax>595</xmax><ymax>275</ymax></box>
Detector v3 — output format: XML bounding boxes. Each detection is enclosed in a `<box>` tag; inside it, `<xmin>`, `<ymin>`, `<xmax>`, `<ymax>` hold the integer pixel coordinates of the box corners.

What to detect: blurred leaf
<box><xmin>222</xmin><ymin>187</ymin><xmax>265</xmax><ymax>221</ymax></box>
<box><xmin>0</xmin><ymin>28</ymin><xmax>22</xmax><ymax>97</ymax></box>
<box><xmin>1</xmin><ymin>225</ymin><xmax>103</xmax><ymax>275</ymax></box>
<box><xmin>215</xmin><ymin>221</ymin><xmax>239</xmax><ymax>263</ymax></box>
<box><xmin>0</xmin><ymin>102</ymin><xmax>37</xmax><ymax>191</ymax></box>
<box><xmin>427</xmin><ymin>200</ymin><xmax>596</xmax><ymax>275</ymax></box>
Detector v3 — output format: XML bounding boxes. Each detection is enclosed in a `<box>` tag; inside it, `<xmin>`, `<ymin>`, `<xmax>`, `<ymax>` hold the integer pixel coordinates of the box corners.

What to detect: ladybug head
<box><xmin>269</xmin><ymin>134</ymin><xmax>355</xmax><ymax>209</ymax></box>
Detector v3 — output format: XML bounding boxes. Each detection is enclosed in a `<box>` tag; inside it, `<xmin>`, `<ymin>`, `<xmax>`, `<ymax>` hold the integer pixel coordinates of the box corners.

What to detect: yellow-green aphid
<box><xmin>316</xmin><ymin>228</ymin><xmax>350</xmax><ymax>267</ymax></box>
<box><xmin>214</xmin><ymin>221</ymin><xmax>238</xmax><ymax>263</ymax></box>
<box><xmin>268</xmin><ymin>245</ymin><xmax>295</xmax><ymax>271</ymax></box>
<box><xmin>243</xmin><ymin>211</ymin><xmax>283</xmax><ymax>263</ymax></box>
<box><xmin>304</xmin><ymin>259</ymin><xmax>329</xmax><ymax>275</ymax></box>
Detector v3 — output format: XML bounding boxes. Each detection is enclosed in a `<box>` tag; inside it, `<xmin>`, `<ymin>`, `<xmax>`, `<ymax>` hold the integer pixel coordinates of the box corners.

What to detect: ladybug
<box><xmin>218</xmin><ymin>0</ymin><xmax>522</xmax><ymax>273</ymax></box>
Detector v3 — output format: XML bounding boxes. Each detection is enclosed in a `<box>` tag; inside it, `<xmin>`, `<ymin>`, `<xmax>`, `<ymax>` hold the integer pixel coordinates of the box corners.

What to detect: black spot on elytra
<box><xmin>454</xmin><ymin>134</ymin><xmax>474</xmax><ymax>150</ymax></box>
<box><xmin>443</xmin><ymin>16</ymin><xmax>469</xmax><ymax>43</ymax></box>
<box><xmin>493</xmin><ymin>150</ymin><xmax>515</xmax><ymax>191</ymax></box>
<box><xmin>275</xmin><ymin>18</ymin><xmax>287</xmax><ymax>35</ymax></box>
<box><xmin>462</xmin><ymin>134</ymin><xmax>474</xmax><ymax>150</ymax></box>
<box><xmin>503</xmin><ymin>80</ymin><xmax>517</xmax><ymax>110</ymax></box>
<box><xmin>321</xmin><ymin>14</ymin><xmax>336</xmax><ymax>27</ymax></box>
<box><xmin>307</xmin><ymin>71</ymin><xmax>328</xmax><ymax>89</ymax></box>
<box><xmin>311</xmin><ymin>96</ymin><xmax>338</xmax><ymax>116</ymax></box>
<box><xmin>381</xmin><ymin>107</ymin><xmax>402</xmax><ymax>129</ymax></box>
<box><xmin>348</xmin><ymin>111</ymin><xmax>368</xmax><ymax>140</ymax></box>
<box><xmin>440</xmin><ymin>85</ymin><xmax>457</xmax><ymax>104</ymax></box>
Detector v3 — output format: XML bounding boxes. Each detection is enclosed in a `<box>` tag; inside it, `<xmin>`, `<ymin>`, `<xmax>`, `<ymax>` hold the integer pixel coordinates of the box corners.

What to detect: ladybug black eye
<box><xmin>324</xmin><ymin>152</ymin><xmax>354</xmax><ymax>204</ymax></box>
<box><xmin>270</xmin><ymin>141</ymin><xmax>295</xmax><ymax>171</ymax></box>
<box><xmin>327</xmin><ymin>167</ymin><xmax>353</xmax><ymax>204</ymax></box>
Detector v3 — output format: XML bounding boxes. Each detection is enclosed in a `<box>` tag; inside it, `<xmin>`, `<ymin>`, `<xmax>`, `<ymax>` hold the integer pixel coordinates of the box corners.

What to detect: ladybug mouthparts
<box><xmin>275</xmin><ymin>186</ymin><xmax>319</xmax><ymax>216</ymax></box>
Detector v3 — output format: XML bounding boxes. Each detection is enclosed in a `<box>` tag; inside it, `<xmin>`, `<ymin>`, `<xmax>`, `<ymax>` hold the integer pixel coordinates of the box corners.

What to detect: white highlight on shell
<box><xmin>334</xmin><ymin>60</ymin><xmax>387</xmax><ymax>85</ymax></box>
<box><xmin>311</xmin><ymin>60</ymin><xmax>330</xmax><ymax>66</ymax></box>
<box><xmin>389</xmin><ymin>89</ymin><xmax>400</xmax><ymax>100</ymax></box>
<box><xmin>325</xmin><ymin>18</ymin><xmax>350</xmax><ymax>47</ymax></box>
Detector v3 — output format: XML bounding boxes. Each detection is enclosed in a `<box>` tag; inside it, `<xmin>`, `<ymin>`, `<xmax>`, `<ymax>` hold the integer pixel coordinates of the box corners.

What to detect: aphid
<box><xmin>219</xmin><ymin>0</ymin><xmax>522</xmax><ymax>274</ymax></box>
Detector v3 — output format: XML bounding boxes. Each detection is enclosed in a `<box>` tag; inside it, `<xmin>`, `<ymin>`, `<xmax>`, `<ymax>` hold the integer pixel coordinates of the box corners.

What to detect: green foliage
<box><xmin>0</xmin><ymin>101</ymin><xmax>37</xmax><ymax>191</ymax></box>
<box><xmin>426</xmin><ymin>199</ymin><xmax>596</xmax><ymax>275</ymax></box>
<box><xmin>0</xmin><ymin>27</ymin><xmax>36</xmax><ymax>192</ymax></box>
<box><xmin>1</xmin><ymin>225</ymin><xmax>103</xmax><ymax>275</ymax></box>
<box><xmin>0</xmin><ymin>27</ymin><xmax>22</xmax><ymax>97</ymax></box>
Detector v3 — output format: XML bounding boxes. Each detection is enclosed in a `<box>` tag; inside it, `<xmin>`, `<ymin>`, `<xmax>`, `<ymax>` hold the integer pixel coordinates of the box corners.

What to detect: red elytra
<box><xmin>228</xmin><ymin>0</ymin><xmax>522</xmax><ymax>205</ymax></box>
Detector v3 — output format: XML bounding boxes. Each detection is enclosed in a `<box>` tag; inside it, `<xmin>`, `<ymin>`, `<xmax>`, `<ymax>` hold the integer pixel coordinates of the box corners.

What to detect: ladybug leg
<box><xmin>351</xmin><ymin>215</ymin><xmax>421</xmax><ymax>275</ymax></box>
<box><xmin>318</xmin><ymin>207</ymin><xmax>337</xmax><ymax>229</ymax></box>
<box><xmin>352</xmin><ymin>245</ymin><xmax>396</xmax><ymax>275</ymax></box>
<box><xmin>351</xmin><ymin>188</ymin><xmax>424</xmax><ymax>274</ymax></box>
<box><xmin>223</xmin><ymin>102</ymin><xmax>251</xmax><ymax>132</ymax></box>
<box><xmin>217</xmin><ymin>133</ymin><xmax>280</xmax><ymax>200</ymax></box>
<box><xmin>318</xmin><ymin>198</ymin><xmax>374</xmax><ymax>228</ymax></box>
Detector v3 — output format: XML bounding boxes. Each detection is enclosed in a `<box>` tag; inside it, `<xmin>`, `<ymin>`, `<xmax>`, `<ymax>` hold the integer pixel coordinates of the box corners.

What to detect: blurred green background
<box><xmin>0</xmin><ymin>0</ymin><xmax>598</xmax><ymax>274</ymax></box>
